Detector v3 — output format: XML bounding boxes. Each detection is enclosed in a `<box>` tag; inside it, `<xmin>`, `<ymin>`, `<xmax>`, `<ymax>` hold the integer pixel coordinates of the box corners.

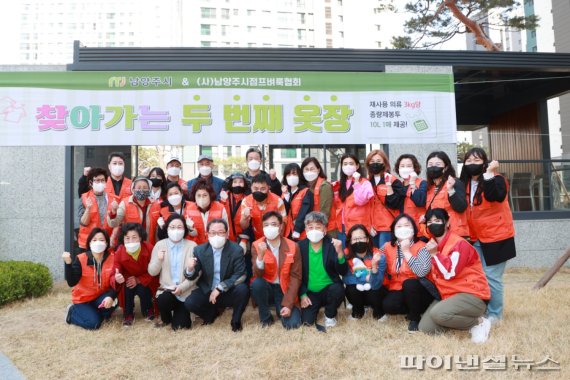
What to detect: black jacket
<box><xmin>298</xmin><ymin>237</ymin><xmax>348</xmax><ymax>296</ymax></box>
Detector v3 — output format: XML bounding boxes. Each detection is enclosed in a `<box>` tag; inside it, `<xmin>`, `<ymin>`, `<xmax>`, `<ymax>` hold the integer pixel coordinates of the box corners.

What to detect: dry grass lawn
<box><xmin>1</xmin><ymin>268</ymin><xmax>569</xmax><ymax>380</ymax></box>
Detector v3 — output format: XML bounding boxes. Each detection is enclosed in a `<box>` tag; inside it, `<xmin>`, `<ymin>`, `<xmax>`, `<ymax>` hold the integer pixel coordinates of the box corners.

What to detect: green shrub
<box><xmin>0</xmin><ymin>261</ymin><xmax>53</xmax><ymax>306</ymax></box>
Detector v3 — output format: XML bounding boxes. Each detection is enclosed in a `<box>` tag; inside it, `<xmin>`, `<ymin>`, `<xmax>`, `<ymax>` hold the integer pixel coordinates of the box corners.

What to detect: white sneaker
<box><xmin>345</xmin><ymin>302</ymin><xmax>353</xmax><ymax>310</ymax></box>
<box><xmin>378</xmin><ymin>314</ymin><xmax>389</xmax><ymax>323</ymax></box>
<box><xmin>487</xmin><ymin>315</ymin><xmax>501</xmax><ymax>326</ymax></box>
<box><xmin>356</xmin><ymin>284</ymin><xmax>365</xmax><ymax>291</ymax></box>
<box><xmin>470</xmin><ymin>317</ymin><xmax>491</xmax><ymax>344</ymax></box>
<box><xmin>324</xmin><ymin>317</ymin><xmax>337</xmax><ymax>328</ymax></box>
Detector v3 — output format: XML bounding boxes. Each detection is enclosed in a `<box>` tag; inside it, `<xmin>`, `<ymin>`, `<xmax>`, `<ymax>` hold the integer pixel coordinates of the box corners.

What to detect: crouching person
<box><xmin>251</xmin><ymin>211</ymin><xmax>302</xmax><ymax>329</ymax></box>
<box><xmin>184</xmin><ymin>219</ymin><xmax>250</xmax><ymax>332</ymax></box>
<box><xmin>299</xmin><ymin>211</ymin><xmax>347</xmax><ymax>329</ymax></box>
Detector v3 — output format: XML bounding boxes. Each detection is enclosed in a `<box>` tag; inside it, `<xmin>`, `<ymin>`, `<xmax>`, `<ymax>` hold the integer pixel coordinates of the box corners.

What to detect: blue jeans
<box><xmin>69</xmin><ymin>293</ymin><xmax>116</xmax><ymax>330</ymax></box>
<box><xmin>372</xmin><ymin>231</ymin><xmax>392</xmax><ymax>249</ymax></box>
<box><xmin>251</xmin><ymin>278</ymin><xmax>301</xmax><ymax>329</ymax></box>
<box><xmin>474</xmin><ymin>241</ymin><xmax>506</xmax><ymax>319</ymax></box>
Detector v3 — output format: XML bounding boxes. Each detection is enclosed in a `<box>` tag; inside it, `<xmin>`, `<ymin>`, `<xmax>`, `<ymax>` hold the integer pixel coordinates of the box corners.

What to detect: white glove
<box><xmin>352</xmin><ymin>171</ymin><xmax>361</xmax><ymax>181</ymax></box>
<box><xmin>157</xmin><ymin>217</ymin><xmax>165</xmax><ymax>228</ymax></box>
<box><xmin>220</xmin><ymin>190</ymin><xmax>228</xmax><ymax>202</ymax></box>
<box><xmin>292</xmin><ymin>231</ymin><xmax>300</xmax><ymax>240</ymax></box>
<box><xmin>186</xmin><ymin>217</ymin><xmax>194</xmax><ymax>229</ymax></box>
<box><xmin>370</xmin><ymin>227</ymin><xmax>377</xmax><ymax>237</ymax></box>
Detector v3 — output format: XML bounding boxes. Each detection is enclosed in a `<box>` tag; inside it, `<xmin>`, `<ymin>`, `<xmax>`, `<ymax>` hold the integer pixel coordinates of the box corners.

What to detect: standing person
<box><xmin>186</xmin><ymin>179</ymin><xmax>229</xmax><ymax>245</ymax></box>
<box><xmin>113</xmin><ymin>223</ymin><xmax>159</xmax><ymax>326</ymax></box>
<box><xmin>107</xmin><ymin>176</ymin><xmax>155</xmax><ymax>240</ymax></box>
<box><xmin>184</xmin><ymin>219</ymin><xmax>250</xmax><ymax>332</ymax></box>
<box><xmin>148</xmin><ymin>167</ymin><xmax>167</xmax><ymax>202</ymax></box>
<box><xmin>77</xmin><ymin>168</ymin><xmax>120</xmax><ymax>253</ymax></box>
<box><xmin>220</xmin><ymin>172</ymin><xmax>251</xmax><ymax>252</ymax></box>
<box><xmin>419</xmin><ymin>208</ymin><xmax>492</xmax><ymax>344</ymax></box>
<box><xmin>187</xmin><ymin>154</ymin><xmax>225</xmax><ymax>200</ymax></box>
<box><xmin>394</xmin><ymin>154</ymin><xmax>427</xmax><ymax>229</ymax></box>
<box><xmin>165</xmin><ymin>157</ymin><xmax>188</xmax><ymax>193</ymax></box>
<box><xmin>301</xmin><ymin>157</ymin><xmax>338</xmax><ymax>238</ymax></box>
<box><xmin>381</xmin><ymin>214</ymin><xmax>433</xmax><ymax>332</ymax></box>
<box><xmin>299</xmin><ymin>212</ymin><xmax>347</xmax><ymax>329</ymax></box>
<box><xmin>423</xmin><ymin>151</ymin><xmax>469</xmax><ymax>238</ymax></box>
<box><xmin>240</xmin><ymin>174</ymin><xmax>287</xmax><ymax>241</ymax></box>
<box><xmin>148</xmin><ymin>183</ymin><xmax>190</xmax><ymax>244</ymax></box>
<box><xmin>281</xmin><ymin>163</ymin><xmax>314</xmax><ymax>240</ymax></box>
<box><xmin>343</xmin><ymin>224</ymin><xmax>387</xmax><ymax>321</ymax></box>
<box><xmin>78</xmin><ymin>152</ymin><xmax>132</xmax><ymax>199</ymax></box>
<box><xmin>147</xmin><ymin>214</ymin><xmax>197</xmax><ymax>330</ymax></box>
<box><xmin>63</xmin><ymin>228</ymin><xmax>117</xmax><ymax>330</ymax></box>
<box><xmin>244</xmin><ymin>146</ymin><xmax>282</xmax><ymax>196</ymax></box>
<box><xmin>333</xmin><ymin>153</ymin><xmax>374</xmax><ymax>248</ymax></box>
<box><xmin>460</xmin><ymin>148</ymin><xmax>516</xmax><ymax>324</ymax></box>
<box><xmin>365</xmin><ymin>149</ymin><xmax>405</xmax><ymax>248</ymax></box>
<box><xmin>250</xmin><ymin>211</ymin><xmax>303</xmax><ymax>329</ymax></box>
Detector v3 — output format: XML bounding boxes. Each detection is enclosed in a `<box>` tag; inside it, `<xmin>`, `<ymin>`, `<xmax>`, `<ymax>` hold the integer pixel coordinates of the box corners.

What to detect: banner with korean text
<box><xmin>0</xmin><ymin>71</ymin><xmax>456</xmax><ymax>146</ymax></box>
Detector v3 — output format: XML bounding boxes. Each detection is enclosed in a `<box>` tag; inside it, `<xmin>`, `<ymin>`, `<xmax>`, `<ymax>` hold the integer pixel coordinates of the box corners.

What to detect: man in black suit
<box><xmin>298</xmin><ymin>211</ymin><xmax>347</xmax><ymax>329</ymax></box>
<box><xmin>184</xmin><ymin>219</ymin><xmax>249</xmax><ymax>332</ymax></box>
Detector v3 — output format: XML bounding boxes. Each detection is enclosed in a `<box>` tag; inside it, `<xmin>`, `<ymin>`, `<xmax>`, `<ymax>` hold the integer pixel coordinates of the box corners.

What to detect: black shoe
<box><xmin>261</xmin><ymin>317</ymin><xmax>274</xmax><ymax>328</ymax></box>
<box><xmin>65</xmin><ymin>304</ymin><xmax>73</xmax><ymax>324</ymax></box>
<box><xmin>231</xmin><ymin>321</ymin><xmax>243</xmax><ymax>332</ymax></box>
<box><xmin>408</xmin><ymin>320</ymin><xmax>419</xmax><ymax>333</ymax></box>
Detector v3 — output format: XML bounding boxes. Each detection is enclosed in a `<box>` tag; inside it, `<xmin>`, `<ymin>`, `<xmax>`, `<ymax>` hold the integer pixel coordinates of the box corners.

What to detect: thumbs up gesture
<box><xmin>110</xmin><ymin>200</ymin><xmax>119</xmax><ymax>214</ymax></box>
<box><xmin>115</xmin><ymin>268</ymin><xmax>125</xmax><ymax>284</ymax></box>
<box><xmin>186</xmin><ymin>217</ymin><xmax>195</xmax><ymax>230</ymax></box>
<box><xmin>220</xmin><ymin>190</ymin><xmax>228</xmax><ymax>202</ymax></box>
<box><xmin>62</xmin><ymin>251</ymin><xmax>72</xmax><ymax>265</ymax></box>
<box><xmin>446</xmin><ymin>176</ymin><xmax>455</xmax><ymax>191</ymax></box>
<box><xmin>157</xmin><ymin>217</ymin><xmax>165</xmax><ymax>228</ymax></box>
<box><xmin>158</xmin><ymin>249</ymin><xmax>166</xmax><ymax>261</ymax></box>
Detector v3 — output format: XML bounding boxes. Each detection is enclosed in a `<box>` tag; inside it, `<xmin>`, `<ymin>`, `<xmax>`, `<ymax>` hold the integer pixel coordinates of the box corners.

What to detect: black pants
<box><xmin>301</xmin><ymin>282</ymin><xmax>345</xmax><ymax>325</ymax></box>
<box><xmin>345</xmin><ymin>285</ymin><xmax>388</xmax><ymax>319</ymax></box>
<box><xmin>184</xmin><ymin>283</ymin><xmax>250</xmax><ymax>325</ymax></box>
<box><xmin>382</xmin><ymin>278</ymin><xmax>433</xmax><ymax>322</ymax></box>
<box><xmin>156</xmin><ymin>291</ymin><xmax>191</xmax><ymax>330</ymax></box>
<box><xmin>123</xmin><ymin>284</ymin><xmax>153</xmax><ymax>317</ymax></box>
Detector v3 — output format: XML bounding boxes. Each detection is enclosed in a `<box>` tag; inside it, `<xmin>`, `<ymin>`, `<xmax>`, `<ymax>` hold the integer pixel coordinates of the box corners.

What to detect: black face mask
<box><xmin>231</xmin><ymin>185</ymin><xmax>245</xmax><ymax>194</ymax></box>
<box><xmin>351</xmin><ymin>242</ymin><xmax>368</xmax><ymax>254</ymax></box>
<box><xmin>368</xmin><ymin>163</ymin><xmax>384</xmax><ymax>175</ymax></box>
<box><xmin>428</xmin><ymin>223</ymin><xmax>446</xmax><ymax>238</ymax></box>
<box><xmin>463</xmin><ymin>163</ymin><xmax>484</xmax><ymax>177</ymax></box>
<box><xmin>252</xmin><ymin>191</ymin><xmax>268</xmax><ymax>202</ymax></box>
<box><xmin>426</xmin><ymin>166</ymin><xmax>444</xmax><ymax>180</ymax></box>
<box><xmin>150</xmin><ymin>178</ymin><xmax>163</xmax><ymax>187</ymax></box>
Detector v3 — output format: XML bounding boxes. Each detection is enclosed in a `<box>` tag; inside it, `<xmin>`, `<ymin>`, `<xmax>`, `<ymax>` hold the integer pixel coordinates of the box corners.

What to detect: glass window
<box><xmin>201</xmin><ymin>7</ymin><xmax>217</xmax><ymax>19</ymax></box>
<box><xmin>201</xmin><ymin>24</ymin><xmax>211</xmax><ymax>35</ymax></box>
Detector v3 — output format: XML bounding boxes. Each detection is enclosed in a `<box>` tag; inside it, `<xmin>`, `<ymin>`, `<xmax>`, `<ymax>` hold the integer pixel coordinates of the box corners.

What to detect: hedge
<box><xmin>0</xmin><ymin>261</ymin><xmax>53</xmax><ymax>306</ymax></box>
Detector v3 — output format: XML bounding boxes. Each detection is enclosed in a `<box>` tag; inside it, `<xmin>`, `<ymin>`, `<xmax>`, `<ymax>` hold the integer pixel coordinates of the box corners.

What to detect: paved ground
<box><xmin>0</xmin><ymin>352</ymin><xmax>25</xmax><ymax>380</ymax></box>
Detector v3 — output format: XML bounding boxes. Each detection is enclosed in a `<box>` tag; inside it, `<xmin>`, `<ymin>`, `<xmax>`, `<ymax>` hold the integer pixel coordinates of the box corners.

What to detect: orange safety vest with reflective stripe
<box><xmin>403</xmin><ymin>177</ymin><xmax>426</xmax><ymax>227</ymax></box>
<box><xmin>428</xmin><ymin>233</ymin><xmax>490</xmax><ymax>300</ymax></box>
<box><xmin>426</xmin><ymin>185</ymin><xmax>469</xmax><ymax>237</ymax></box>
<box><xmin>243</xmin><ymin>193</ymin><xmax>282</xmax><ymax>241</ymax></box>
<box><xmin>466</xmin><ymin>175</ymin><xmax>515</xmax><ymax>243</ymax></box>
<box><xmin>383</xmin><ymin>241</ymin><xmax>426</xmax><ymax>291</ymax></box>
<box><xmin>184</xmin><ymin>201</ymin><xmax>225</xmax><ymax>245</ymax></box>
<box><xmin>71</xmin><ymin>252</ymin><xmax>115</xmax><ymax>304</ymax></box>
<box><xmin>313</xmin><ymin>177</ymin><xmax>337</xmax><ymax>231</ymax></box>
<box><xmin>253</xmin><ymin>238</ymin><xmax>297</xmax><ymax>299</ymax></box>
<box><xmin>371</xmin><ymin>182</ymin><xmax>399</xmax><ymax>232</ymax></box>
<box><xmin>78</xmin><ymin>191</ymin><xmax>120</xmax><ymax>249</ymax></box>
<box><xmin>105</xmin><ymin>177</ymin><xmax>132</xmax><ymax>200</ymax></box>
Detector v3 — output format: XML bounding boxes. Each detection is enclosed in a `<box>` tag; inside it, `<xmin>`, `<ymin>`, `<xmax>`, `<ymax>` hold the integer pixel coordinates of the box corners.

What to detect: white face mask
<box><xmin>263</xmin><ymin>226</ymin><xmax>280</xmax><ymax>240</ymax></box>
<box><xmin>307</xmin><ymin>229</ymin><xmax>325</xmax><ymax>243</ymax></box>
<box><xmin>90</xmin><ymin>241</ymin><xmax>107</xmax><ymax>254</ymax></box>
<box><xmin>399</xmin><ymin>167</ymin><xmax>415</xmax><ymax>179</ymax></box>
<box><xmin>209</xmin><ymin>235</ymin><xmax>227</xmax><ymax>249</ymax></box>
<box><xmin>342</xmin><ymin>165</ymin><xmax>357</xmax><ymax>177</ymax></box>
<box><xmin>286</xmin><ymin>175</ymin><xmax>299</xmax><ymax>187</ymax></box>
<box><xmin>92</xmin><ymin>182</ymin><xmax>106</xmax><ymax>194</ymax></box>
<box><xmin>168</xmin><ymin>194</ymin><xmax>182</xmax><ymax>206</ymax></box>
<box><xmin>196</xmin><ymin>198</ymin><xmax>210</xmax><ymax>209</ymax></box>
<box><xmin>303</xmin><ymin>171</ymin><xmax>318</xmax><ymax>182</ymax></box>
<box><xmin>110</xmin><ymin>164</ymin><xmax>124</xmax><ymax>177</ymax></box>
<box><xmin>168</xmin><ymin>229</ymin><xmax>184</xmax><ymax>242</ymax></box>
<box><xmin>125</xmin><ymin>242</ymin><xmax>141</xmax><ymax>253</ymax></box>
<box><xmin>199</xmin><ymin>166</ymin><xmax>212</xmax><ymax>176</ymax></box>
<box><xmin>395</xmin><ymin>226</ymin><xmax>414</xmax><ymax>240</ymax></box>
<box><xmin>247</xmin><ymin>160</ymin><xmax>261</xmax><ymax>171</ymax></box>
<box><xmin>167</xmin><ymin>167</ymin><xmax>181</xmax><ymax>177</ymax></box>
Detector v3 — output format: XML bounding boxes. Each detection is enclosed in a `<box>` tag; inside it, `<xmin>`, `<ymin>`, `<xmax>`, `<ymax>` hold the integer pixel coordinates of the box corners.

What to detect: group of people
<box><xmin>63</xmin><ymin>146</ymin><xmax>516</xmax><ymax>343</ymax></box>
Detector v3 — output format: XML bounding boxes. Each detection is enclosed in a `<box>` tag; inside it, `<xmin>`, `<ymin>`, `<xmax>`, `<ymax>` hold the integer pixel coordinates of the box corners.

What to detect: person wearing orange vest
<box><xmin>301</xmin><ymin>157</ymin><xmax>338</xmax><ymax>238</ymax></box>
<box><xmin>421</xmin><ymin>151</ymin><xmax>469</xmax><ymax>238</ymax></box>
<box><xmin>107</xmin><ymin>176</ymin><xmax>156</xmax><ymax>241</ymax></box>
<box><xmin>332</xmin><ymin>153</ymin><xmax>374</xmax><ymax>249</ymax></box>
<box><xmin>251</xmin><ymin>211</ymin><xmax>302</xmax><ymax>329</ymax></box>
<box><xmin>281</xmin><ymin>163</ymin><xmax>314</xmax><ymax>241</ymax></box>
<box><xmin>148</xmin><ymin>183</ymin><xmax>189</xmax><ymax>245</ymax></box>
<box><xmin>165</xmin><ymin>157</ymin><xmax>188</xmax><ymax>193</ymax></box>
<box><xmin>381</xmin><ymin>214</ymin><xmax>433</xmax><ymax>332</ymax></box>
<box><xmin>77</xmin><ymin>168</ymin><xmax>120</xmax><ymax>252</ymax></box>
<box><xmin>148</xmin><ymin>167</ymin><xmax>167</xmax><ymax>203</ymax></box>
<box><xmin>343</xmin><ymin>224</ymin><xmax>387</xmax><ymax>320</ymax></box>
<box><xmin>63</xmin><ymin>228</ymin><xmax>117</xmax><ymax>330</ymax></box>
<box><xmin>240</xmin><ymin>174</ymin><xmax>287</xmax><ymax>241</ymax></box>
<box><xmin>186</xmin><ymin>179</ymin><xmax>228</xmax><ymax>245</ymax></box>
<box><xmin>220</xmin><ymin>172</ymin><xmax>251</xmax><ymax>252</ymax></box>
<box><xmin>460</xmin><ymin>148</ymin><xmax>516</xmax><ymax>324</ymax></box>
<box><xmin>365</xmin><ymin>149</ymin><xmax>405</xmax><ymax>248</ymax></box>
<box><xmin>419</xmin><ymin>208</ymin><xmax>492</xmax><ymax>344</ymax></box>
<box><xmin>394</xmin><ymin>154</ymin><xmax>428</xmax><ymax>232</ymax></box>
<box><xmin>77</xmin><ymin>152</ymin><xmax>132</xmax><ymax>200</ymax></box>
